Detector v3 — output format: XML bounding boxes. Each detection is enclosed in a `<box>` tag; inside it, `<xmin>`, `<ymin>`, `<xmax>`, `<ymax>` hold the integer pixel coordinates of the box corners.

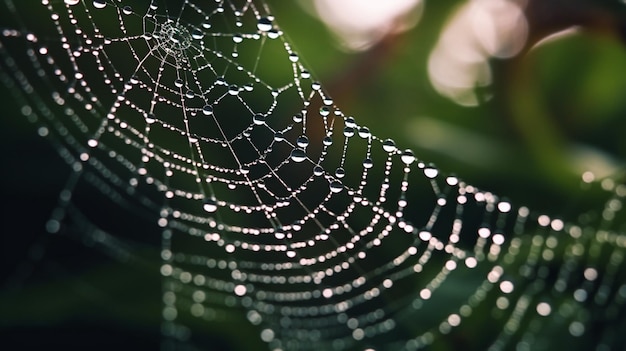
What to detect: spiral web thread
<box><xmin>1</xmin><ymin>1</ymin><xmax>626</xmax><ymax>350</ymax></box>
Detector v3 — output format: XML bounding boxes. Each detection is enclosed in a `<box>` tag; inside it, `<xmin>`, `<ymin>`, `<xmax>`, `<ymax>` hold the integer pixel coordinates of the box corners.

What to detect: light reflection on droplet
<box><xmin>536</xmin><ymin>302</ymin><xmax>551</xmax><ymax>316</ymax></box>
<box><xmin>93</xmin><ymin>0</ymin><xmax>106</xmax><ymax>9</ymax></box>
<box><xmin>499</xmin><ymin>280</ymin><xmax>514</xmax><ymax>294</ymax></box>
<box><xmin>234</xmin><ymin>284</ymin><xmax>247</xmax><ymax>296</ymax></box>
<box><xmin>260</xmin><ymin>328</ymin><xmax>275</xmax><ymax>342</ymax></box>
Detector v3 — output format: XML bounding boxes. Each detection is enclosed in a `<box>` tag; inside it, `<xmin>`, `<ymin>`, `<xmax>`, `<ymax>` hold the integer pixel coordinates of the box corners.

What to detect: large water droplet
<box><xmin>345</xmin><ymin>117</ymin><xmax>356</xmax><ymax>128</ymax></box>
<box><xmin>335</xmin><ymin>167</ymin><xmax>346</xmax><ymax>178</ymax></box>
<box><xmin>253</xmin><ymin>113</ymin><xmax>265</xmax><ymax>125</ymax></box>
<box><xmin>401</xmin><ymin>149</ymin><xmax>416</xmax><ymax>165</ymax></box>
<box><xmin>268</xmin><ymin>29</ymin><xmax>280</xmax><ymax>39</ymax></box>
<box><xmin>296</xmin><ymin>135</ymin><xmax>309</xmax><ymax>148</ymax></box>
<box><xmin>329</xmin><ymin>180</ymin><xmax>343</xmax><ymax>194</ymax></box>
<box><xmin>274</xmin><ymin>132</ymin><xmax>284</xmax><ymax>142</ymax></box>
<box><xmin>93</xmin><ymin>0</ymin><xmax>106</xmax><ymax>9</ymax></box>
<box><xmin>257</xmin><ymin>17</ymin><xmax>273</xmax><ymax>32</ymax></box>
<box><xmin>290</xmin><ymin>148</ymin><xmax>307</xmax><ymax>163</ymax></box>
<box><xmin>174</xmin><ymin>78</ymin><xmax>183</xmax><ymax>88</ymax></box>
<box><xmin>363</xmin><ymin>158</ymin><xmax>373</xmax><ymax>169</ymax></box>
<box><xmin>293</xmin><ymin>113</ymin><xmax>303</xmax><ymax>123</ymax></box>
<box><xmin>424</xmin><ymin>165</ymin><xmax>438</xmax><ymax>178</ymax></box>
<box><xmin>288</xmin><ymin>53</ymin><xmax>299</xmax><ymax>62</ymax></box>
<box><xmin>65</xmin><ymin>0</ymin><xmax>80</xmax><ymax>5</ymax></box>
<box><xmin>191</xmin><ymin>28</ymin><xmax>204</xmax><ymax>40</ymax></box>
<box><xmin>382</xmin><ymin>139</ymin><xmax>396</xmax><ymax>153</ymax></box>
<box><xmin>203</xmin><ymin>198</ymin><xmax>218</xmax><ymax>213</ymax></box>
<box><xmin>233</xmin><ymin>34</ymin><xmax>243</xmax><ymax>43</ymax></box>
<box><xmin>145</xmin><ymin>113</ymin><xmax>156</xmax><ymax>124</ymax></box>
<box><xmin>313</xmin><ymin>166</ymin><xmax>324</xmax><ymax>176</ymax></box>
<box><xmin>323</xmin><ymin>136</ymin><xmax>333</xmax><ymax>146</ymax></box>
<box><xmin>343</xmin><ymin>127</ymin><xmax>354</xmax><ymax>138</ymax></box>
<box><xmin>202</xmin><ymin>105</ymin><xmax>213</xmax><ymax>116</ymax></box>
<box><xmin>358</xmin><ymin>127</ymin><xmax>371</xmax><ymax>139</ymax></box>
<box><xmin>122</xmin><ymin>6</ymin><xmax>132</xmax><ymax>15</ymax></box>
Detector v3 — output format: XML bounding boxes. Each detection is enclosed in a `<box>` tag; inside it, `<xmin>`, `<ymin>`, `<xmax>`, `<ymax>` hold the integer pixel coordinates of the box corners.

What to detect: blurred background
<box><xmin>273</xmin><ymin>0</ymin><xmax>626</xmax><ymax>210</ymax></box>
<box><xmin>2</xmin><ymin>0</ymin><xmax>626</xmax><ymax>350</ymax></box>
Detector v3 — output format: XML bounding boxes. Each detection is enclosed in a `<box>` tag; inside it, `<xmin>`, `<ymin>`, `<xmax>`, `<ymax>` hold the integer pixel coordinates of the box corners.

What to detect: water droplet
<box><xmin>203</xmin><ymin>198</ymin><xmax>218</xmax><ymax>213</ymax></box>
<box><xmin>93</xmin><ymin>0</ymin><xmax>106</xmax><ymax>9</ymax></box>
<box><xmin>323</xmin><ymin>136</ymin><xmax>333</xmax><ymax>146</ymax></box>
<box><xmin>335</xmin><ymin>167</ymin><xmax>346</xmax><ymax>178</ymax></box>
<box><xmin>313</xmin><ymin>166</ymin><xmax>324</xmax><ymax>176</ymax></box>
<box><xmin>243</xmin><ymin>83</ymin><xmax>254</xmax><ymax>91</ymax></box>
<box><xmin>202</xmin><ymin>105</ymin><xmax>213</xmax><ymax>116</ymax></box>
<box><xmin>343</xmin><ymin>127</ymin><xmax>354</xmax><ymax>138</ymax></box>
<box><xmin>345</xmin><ymin>117</ymin><xmax>356</xmax><ymax>128</ymax></box>
<box><xmin>289</xmin><ymin>53</ymin><xmax>299</xmax><ymax>62</ymax></box>
<box><xmin>268</xmin><ymin>29</ymin><xmax>280</xmax><ymax>39</ymax></box>
<box><xmin>257</xmin><ymin>17</ymin><xmax>273</xmax><ymax>32</ymax></box>
<box><xmin>240</xmin><ymin>166</ymin><xmax>250</xmax><ymax>175</ymax></box>
<box><xmin>260</xmin><ymin>329</ymin><xmax>275</xmax><ymax>342</ymax></box>
<box><xmin>424</xmin><ymin>165</ymin><xmax>438</xmax><ymax>178</ymax></box>
<box><xmin>293</xmin><ymin>113</ymin><xmax>303</xmax><ymax>123</ymax></box>
<box><xmin>301</xmin><ymin>70</ymin><xmax>311</xmax><ymax>79</ymax></box>
<box><xmin>191</xmin><ymin>28</ymin><xmax>204</xmax><ymax>40</ymax></box>
<box><xmin>233</xmin><ymin>34</ymin><xmax>243</xmax><ymax>43</ymax></box>
<box><xmin>401</xmin><ymin>150</ymin><xmax>415</xmax><ymax>165</ymax></box>
<box><xmin>363</xmin><ymin>158</ymin><xmax>373</xmax><ymax>169</ymax></box>
<box><xmin>215</xmin><ymin>76</ymin><xmax>226</xmax><ymax>85</ymax></box>
<box><xmin>382</xmin><ymin>139</ymin><xmax>396</xmax><ymax>153</ymax></box>
<box><xmin>234</xmin><ymin>284</ymin><xmax>247</xmax><ymax>296</ymax></box>
<box><xmin>446</xmin><ymin>176</ymin><xmax>459</xmax><ymax>186</ymax></box>
<box><xmin>329</xmin><ymin>180</ymin><xmax>343</xmax><ymax>193</ymax></box>
<box><xmin>358</xmin><ymin>127</ymin><xmax>371</xmax><ymax>139</ymax></box>
<box><xmin>296</xmin><ymin>135</ymin><xmax>309</xmax><ymax>148</ymax></box>
<box><xmin>228</xmin><ymin>85</ymin><xmax>239</xmax><ymax>95</ymax></box>
<box><xmin>274</xmin><ymin>132</ymin><xmax>284</xmax><ymax>142</ymax></box>
<box><xmin>145</xmin><ymin>113</ymin><xmax>156</xmax><ymax>124</ymax></box>
<box><xmin>498</xmin><ymin>201</ymin><xmax>512</xmax><ymax>213</ymax></box>
<box><xmin>290</xmin><ymin>148</ymin><xmax>307</xmax><ymax>163</ymax></box>
<box><xmin>174</xmin><ymin>78</ymin><xmax>183</xmax><ymax>88</ymax></box>
<box><xmin>122</xmin><ymin>6</ymin><xmax>132</xmax><ymax>15</ymax></box>
<box><xmin>201</xmin><ymin>20</ymin><xmax>211</xmax><ymax>29</ymax></box>
<box><xmin>185</xmin><ymin>90</ymin><xmax>194</xmax><ymax>99</ymax></box>
<box><xmin>311</xmin><ymin>82</ymin><xmax>321</xmax><ymax>90</ymax></box>
<box><xmin>319</xmin><ymin>107</ymin><xmax>330</xmax><ymax>116</ymax></box>
<box><xmin>253</xmin><ymin>113</ymin><xmax>265</xmax><ymax>125</ymax></box>
<box><xmin>64</xmin><ymin>0</ymin><xmax>80</xmax><ymax>5</ymax></box>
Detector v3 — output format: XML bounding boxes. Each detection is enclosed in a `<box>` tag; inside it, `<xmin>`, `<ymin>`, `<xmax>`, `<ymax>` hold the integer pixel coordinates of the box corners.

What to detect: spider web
<box><xmin>1</xmin><ymin>1</ymin><xmax>626</xmax><ymax>350</ymax></box>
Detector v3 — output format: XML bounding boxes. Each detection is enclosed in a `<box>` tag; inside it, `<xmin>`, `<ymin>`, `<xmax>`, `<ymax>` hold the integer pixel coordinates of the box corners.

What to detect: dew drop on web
<box><xmin>290</xmin><ymin>148</ymin><xmax>307</xmax><ymax>163</ymax></box>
